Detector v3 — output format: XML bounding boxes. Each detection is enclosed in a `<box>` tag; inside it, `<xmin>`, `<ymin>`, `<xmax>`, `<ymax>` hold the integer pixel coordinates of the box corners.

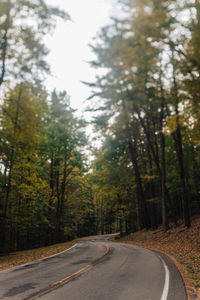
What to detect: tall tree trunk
<box><xmin>135</xmin><ymin>108</ymin><xmax>172</xmax><ymax>227</ymax></box>
<box><xmin>55</xmin><ymin>159</ymin><xmax>60</xmax><ymax>215</ymax></box>
<box><xmin>160</xmin><ymin>75</ymin><xmax>169</xmax><ymax>231</ymax></box>
<box><xmin>146</xmin><ymin>144</ymin><xmax>158</xmax><ymax>230</ymax></box>
<box><xmin>171</xmin><ymin>48</ymin><xmax>191</xmax><ymax>228</ymax></box>
<box><xmin>55</xmin><ymin>157</ymin><xmax>61</xmax><ymax>241</ymax></box>
<box><xmin>56</xmin><ymin>154</ymin><xmax>68</xmax><ymax>239</ymax></box>
<box><xmin>172</xmin><ymin>128</ymin><xmax>191</xmax><ymax>227</ymax></box>
<box><xmin>122</xmin><ymin>99</ymin><xmax>150</xmax><ymax>230</ymax></box>
<box><xmin>4</xmin><ymin>85</ymin><xmax>23</xmax><ymax>217</ymax></box>
<box><xmin>46</xmin><ymin>154</ymin><xmax>55</xmax><ymax>245</ymax></box>
<box><xmin>0</xmin><ymin>85</ymin><xmax>22</xmax><ymax>251</ymax></box>
<box><xmin>128</xmin><ymin>133</ymin><xmax>150</xmax><ymax>230</ymax></box>
<box><xmin>60</xmin><ymin>155</ymin><xmax>67</xmax><ymax>214</ymax></box>
<box><xmin>0</xmin><ymin>30</ymin><xmax>7</xmax><ymax>87</ymax></box>
<box><xmin>160</xmin><ymin>122</ymin><xmax>168</xmax><ymax>231</ymax></box>
<box><xmin>0</xmin><ymin>1</ymin><xmax>10</xmax><ymax>87</ymax></box>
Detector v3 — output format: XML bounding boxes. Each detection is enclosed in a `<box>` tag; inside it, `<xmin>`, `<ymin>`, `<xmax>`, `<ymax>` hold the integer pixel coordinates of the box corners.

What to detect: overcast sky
<box><xmin>45</xmin><ymin>0</ymin><xmax>115</xmax><ymax>119</ymax></box>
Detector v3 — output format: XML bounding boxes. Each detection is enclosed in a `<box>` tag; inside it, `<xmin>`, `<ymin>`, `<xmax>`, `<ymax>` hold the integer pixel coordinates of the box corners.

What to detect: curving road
<box><xmin>0</xmin><ymin>235</ymin><xmax>187</xmax><ymax>300</ymax></box>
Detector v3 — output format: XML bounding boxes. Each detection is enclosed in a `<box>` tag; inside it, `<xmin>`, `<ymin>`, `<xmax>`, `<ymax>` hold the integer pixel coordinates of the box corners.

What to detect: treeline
<box><xmin>1</xmin><ymin>0</ymin><xmax>200</xmax><ymax>252</ymax></box>
<box><xmin>86</xmin><ymin>0</ymin><xmax>200</xmax><ymax>234</ymax></box>
<box><xmin>0</xmin><ymin>0</ymin><xmax>96</xmax><ymax>252</ymax></box>
<box><xmin>0</xmin><ymin>85</ymin><xmax>97</xmax><ymax>252</ymax></box>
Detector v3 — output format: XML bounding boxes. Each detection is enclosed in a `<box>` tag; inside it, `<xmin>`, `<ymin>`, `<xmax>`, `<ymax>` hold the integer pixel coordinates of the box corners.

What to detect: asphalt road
<box><xmin>0</xmin><ymin>234</ymin><xmax>187</xmax><ymax>300</ymax></box>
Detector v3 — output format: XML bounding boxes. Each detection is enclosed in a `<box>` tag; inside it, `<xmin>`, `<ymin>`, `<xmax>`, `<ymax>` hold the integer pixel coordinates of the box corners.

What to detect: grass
<box><xmin>114</xmin><ymin>215</ymin><xmax>200</xmax><ymax>300</ymax></box>
<box><xmin>0</xmin><ymin>240</ymin><xmax>76</xmax><ymax>271</ymax></box>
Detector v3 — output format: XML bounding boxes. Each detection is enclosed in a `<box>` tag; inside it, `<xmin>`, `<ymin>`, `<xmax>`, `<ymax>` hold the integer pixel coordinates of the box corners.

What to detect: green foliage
<box><xmin>0</xmin><ymin>83</ymin><xmax>92</xmax><ymax>252</ymax></box>
<box><xmin>1</xmin><ymin>0</ymin><xmax>200</xmax><ymax>253</ymax></box>
<box><xmin>86</xmin><ymin>0</ymin><xmax>200</xmax><ymax>233</ymax></box>
<box><xmin>0</xmin><ymin>0</ymin><xmax>95</xmax><ymax>253</ymax></box>
<box><xmin>0</xmin><ymin>0</ymin><xmax>69</xmax><ymax>86</ymax></box>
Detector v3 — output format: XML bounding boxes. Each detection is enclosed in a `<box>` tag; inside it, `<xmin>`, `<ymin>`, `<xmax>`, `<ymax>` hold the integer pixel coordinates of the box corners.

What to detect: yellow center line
<box><xmin>20</xmin><ymin>241</ymin><xmax>110</xmax><ymax>300</ymax></box>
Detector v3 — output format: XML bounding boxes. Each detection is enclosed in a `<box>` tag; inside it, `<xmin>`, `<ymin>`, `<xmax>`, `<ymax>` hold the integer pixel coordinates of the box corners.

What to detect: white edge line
<box><xmin>0</xmin><ymin>243</ymin><xmax>77</xmax><ymax>273</ymax></box>
<box><xmin>160</xmin><ymin>256</ymin><xmax>170</xmax><ymax>300</ymax></box>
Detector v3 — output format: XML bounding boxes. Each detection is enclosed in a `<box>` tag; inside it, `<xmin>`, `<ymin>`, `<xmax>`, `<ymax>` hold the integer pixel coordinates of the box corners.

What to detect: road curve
<box><xmin>0</xmin><ymin>234</ymin><xmax>187</xmax><ymax>300</ymax></box>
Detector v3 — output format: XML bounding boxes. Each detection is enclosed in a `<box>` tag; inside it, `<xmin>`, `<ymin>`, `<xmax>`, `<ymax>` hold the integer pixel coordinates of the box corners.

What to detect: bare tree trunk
<box><xmin>146</xmin><ymin>144</ymin><xmax>158</xmax><ymax>230</ymax></box>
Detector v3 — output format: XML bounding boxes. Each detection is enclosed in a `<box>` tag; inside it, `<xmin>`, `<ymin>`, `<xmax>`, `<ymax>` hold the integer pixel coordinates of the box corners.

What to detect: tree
<box><xmin>0</xmin><ymin>85</ymin><xmax>90</xmax><ymax>251</ymax></box>
<box><xmin>44</xmin><ymin>90</ymin><xmax>87</xmax><ymax>243</ymax></box>
<box><xmin>0</xmin><ymin>0</ymin><xmax>69</xmax><ymax>87</ymax></box>
<box><xmin>86</xmin><ymin>0</ymin><xmax>200</xmax><ymax>231</ymax></box>
<box><xmin>0</xmin><ymin>82</ymin><xmax>49</xmax><ymax>250</ymax></box>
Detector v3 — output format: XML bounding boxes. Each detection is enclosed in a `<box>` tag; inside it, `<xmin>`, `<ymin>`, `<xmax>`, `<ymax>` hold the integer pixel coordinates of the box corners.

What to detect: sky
<box><xmin>45</xmin><ymin>0</ymin><xmax>115</xmax><ymax>119</ymax></box>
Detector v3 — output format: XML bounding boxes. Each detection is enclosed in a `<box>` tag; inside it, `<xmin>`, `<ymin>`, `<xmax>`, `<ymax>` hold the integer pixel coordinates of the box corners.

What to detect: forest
<box><xmin>0</xmin><ymin>0</ymin><xmax>200</xmax><ymax>253</ymax></box>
